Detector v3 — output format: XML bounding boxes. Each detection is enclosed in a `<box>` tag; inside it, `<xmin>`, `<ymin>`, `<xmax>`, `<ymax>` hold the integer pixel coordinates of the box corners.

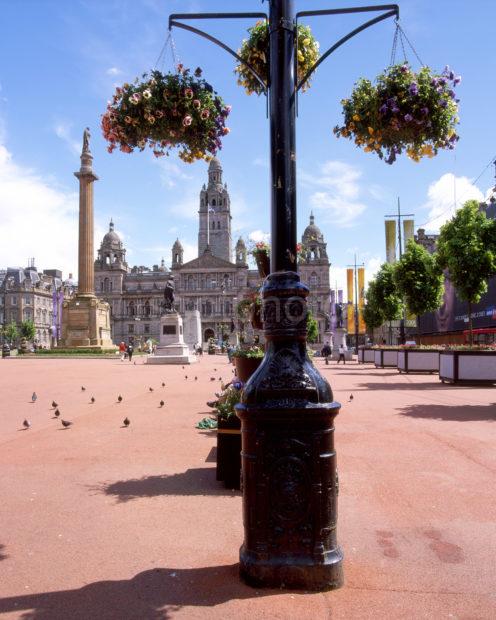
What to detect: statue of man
<box><xmin>163</xmin><ymin>278</ymin><xmax>175</xmax><ymax>313</ymax></box>
<box><xmin>335</xmin><ymin>302</ymin><xmax>343</xmax><ymax>328</ymax></box>
<box><xmin>82</xmin><ymin>127</ymin><xmax>91</xmax><ymax>152</ymax></box>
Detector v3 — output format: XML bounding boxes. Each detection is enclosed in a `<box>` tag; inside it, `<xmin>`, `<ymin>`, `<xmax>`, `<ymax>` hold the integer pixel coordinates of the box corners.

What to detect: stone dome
<box><xmin>208</xmin><ymin>157</ymin><xmax>222</xmax><ymax>171</ymax></box>
<box><xmin>302</xmin><ymin>213</ymin><xmax>324</xmax><ymax>243</ymax></box>
<box><xmin>172</xmin><ymin>238</ymin><xmax>183</xmax><ymax>249</ymax></box>
<box><xmin>236</xmin><ymin>237</ymin><xmax>246</xmax><ymax>247</ymax></box>
<box><xmin>102</xmin><ymin>219</ymin><xmax>121</xmax><ymax>247</ymax></box>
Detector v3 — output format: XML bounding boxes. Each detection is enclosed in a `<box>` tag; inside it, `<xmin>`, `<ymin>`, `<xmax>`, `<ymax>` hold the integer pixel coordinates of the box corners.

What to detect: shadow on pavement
<box><xmin>93</xmin><ymin>467</ymin><xmax>239</xmax><ymax>502</ymax></box>
<box><xmin>353</xmin><ymin>381</ymin><xmax>458</xmax><ymax>391</ymax></box>
<box><xmin>398</xmin><ymin>402</ymin><xmax>496</xmax><ymax>422</ymax></box>
<box><xmin>0</xmin><ymin>544</ymin><xmax>7</xmax><ymax>561</ymax></box>
<box><xmin>0</xmin><ymin>564</ymin><xmax>284</xmax><ymax>620</ymax></box>
<box><xmin>322</xmin><ymin>371</ymin><xmax>399</xmax><ymax>377</ymax></box>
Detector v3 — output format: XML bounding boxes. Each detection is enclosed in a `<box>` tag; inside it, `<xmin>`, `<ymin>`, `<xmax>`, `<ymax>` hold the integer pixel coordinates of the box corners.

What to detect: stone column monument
<box><xmin>61</xmin><ymin>128</ymin><xmax>113</xmax><ymax>349</ymax></box>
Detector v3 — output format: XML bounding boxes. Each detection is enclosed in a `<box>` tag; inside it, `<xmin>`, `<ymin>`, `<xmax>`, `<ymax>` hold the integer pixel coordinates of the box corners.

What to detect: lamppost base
<box><xmin>240</xmin><ymin>547</ymin><xmax>344</xmax><ymax>591</ymax></box>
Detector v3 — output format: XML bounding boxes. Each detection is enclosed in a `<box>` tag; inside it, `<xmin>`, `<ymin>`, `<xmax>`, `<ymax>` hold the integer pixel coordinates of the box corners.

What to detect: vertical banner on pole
<box><xmin>346</xmin><ymin>268</ymin><xmax>354</xmax><ymax>333</ymax></box>
<box><xmin>385</xmin><ymin>220</ymin><xmax>396</xmax><ymax>263</ymax></box>
<box><xmin>403</xmin><ymin>219</ymin><xmax>414</xmax><ymax>247</ymax></box>
<box><xmin>358</xmin><ymin>267</ymin><xmax>366</xmax><ymax>333</ymax></box>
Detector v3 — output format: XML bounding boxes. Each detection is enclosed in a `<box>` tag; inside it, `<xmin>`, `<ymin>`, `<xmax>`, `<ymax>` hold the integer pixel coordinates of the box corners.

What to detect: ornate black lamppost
<box><xmin>170</xmin><ymin>0</ymin><xmax>399</xmax><ymax>591</ymax></box>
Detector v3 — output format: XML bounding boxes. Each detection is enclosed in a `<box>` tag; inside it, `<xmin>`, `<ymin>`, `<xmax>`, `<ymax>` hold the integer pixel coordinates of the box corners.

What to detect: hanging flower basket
<box><xmin>249</xmin><ymin>241</ymin><xmax>271</xmax><ymax>278</ymax></box>
<box><xmin>235</xmin><ymin>22</ymin><xmax>320</xmax><ymax>96</ymax></box>
<box><xmin>333</xmin><ymin>63</ymin><xmax>460</xmax><ymax>164</ymax></box>
<box><xmin>102</xmin><ymin>66</ymin><xmax>231</xmax><ymax>163</ymax></box>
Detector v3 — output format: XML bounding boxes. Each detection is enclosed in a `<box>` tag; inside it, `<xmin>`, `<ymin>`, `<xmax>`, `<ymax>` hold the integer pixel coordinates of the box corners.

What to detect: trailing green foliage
<box><xmin>19</xmin><ymin>320</ymin><xmax>36</xmax><ymax>341</ymax></box>
<box><xmin>306</xmin><ymin>310</ymin><xmax>319</xmax><ymax>344</ymax></box>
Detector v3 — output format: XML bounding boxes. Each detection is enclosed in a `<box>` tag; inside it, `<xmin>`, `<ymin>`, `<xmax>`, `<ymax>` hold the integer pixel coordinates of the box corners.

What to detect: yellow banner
<box><xmin>358</xmin><ymin>267</ymin><xmax>366</xmax><ymax>333</ymax></box>
<box><xmin>385</xmin><ymin>220</ymin><xmax>396</xmax><ymax>263</ymax></box>
<box><xmin>347</xmin><ymin>268</ymin><xmax>354</xmax><ymax>332</ymax></box>
<box><xmin>403</xmin><ymin>219</ymin><xmax>414</xmax><ymax>248</ymax></box>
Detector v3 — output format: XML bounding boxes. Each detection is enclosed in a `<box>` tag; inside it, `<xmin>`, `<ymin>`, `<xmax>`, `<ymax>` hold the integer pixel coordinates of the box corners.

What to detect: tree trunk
<box><xmin>468</xmin><ymin>300</ymin><xmax>473</xmax><ymax>346</ymax></box>
<box><xmin>416</xmin><ymin>315</ymin><xmax>420</xmax><ymax>344</ymax></box>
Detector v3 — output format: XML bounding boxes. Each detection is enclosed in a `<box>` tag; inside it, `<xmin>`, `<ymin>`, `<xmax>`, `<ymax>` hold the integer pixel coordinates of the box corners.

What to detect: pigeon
<box><xmin>159</xmin><ymin>400</ymin><xmax>165</xmax><ymax>407</ymax></box>
<box><xmin>90</xmin><ymin>396</ymin><xmax>95</xmax><ymax>404</ymax></box>
<box><xmin>161</xmin><ymin>382</ymin><xmax>165</xmax><ymax>387</ymax></box>
<box><xmin>184</xmin><ymin>375</ymin><xmax>188</xmax><ymax>380</ymax></box>
<box><xmin>123</xmin><ymin>417</ymin><xmax>130</xmax><ymax>427</ymax></box>
<box><xmin>214</xmin><ymin>368</ymin><xmax>217</xmax><ymax>372</ymax></box>
<box><xmin>117</xmin><ymin>395</ymin><xmax>123</xmax><ymax>403</ymax></box>
<box><xmin>133</xmin><ymin>362</ymin><xmax>136</xmax><ymax>365</ymax></box>
<box><xmin>81</xmin><ymin>386</ymin><xmax>86</xmax><ymax>391</ymax></box>
<box><xmin>218</xmin><ymin>377</ymin><xmax>222</xmax><ymax>381</ymax></box>
<box><xmin>149</xmin><ymin>387</ymin><xmax>154</xmax><ymax>392</ymax></box>
<box><xmin>23</xmin><ymin>419</ymin><xmax>31</xmax><ymax>429</ymax></box>
<box><xmin>349</xmin><ymin>394</ymin><xmax>354</xmax><ymax>401</ymax></box>
<box><xmin>194</xmin><ymin>376</ymin><xmax>198</xmax><ymax>381</ymax></box>
<box><xmin>61</xmin><ymin>419</ymin><xmax>73</xmax><ymax>428</ymax></box>
<box><xmin>31</xmin><ymin>392</ymin><xmax>37</xmax><ymax>403</ymax></box>
<box><xmin>182</xmin><ymin>366</ymin><xmax>185</xmax><ymax>370</ymax></box>
<box><xmin>51</xmin><ymin>401</ymin><xmax>58</xmax><ymax>408</ymax></box>
<box><xmin>210</xmin><ymin>377</ymin><xmax>216</xmax><ymax>381</ymax></box>
<box><xmin>54</xmin><ymin>408</ymin><xmax>60</xmax><ymax>418</ymax></box>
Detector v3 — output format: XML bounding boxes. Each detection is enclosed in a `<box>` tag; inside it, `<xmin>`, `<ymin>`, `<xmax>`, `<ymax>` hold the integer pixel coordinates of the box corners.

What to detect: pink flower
<box><xmin>155</xmin><ymin>110</ymin><xmax>164</xmax><ymax>118</ymax></box>
<box><xmin>182</xmin><ymin>115</ymin><xmax>193</xmax><ymax>127</ymax></box>
<box><xmin>120</xmin><ymin>144</ymin><xmax>132</xmax><ymax>153</ymax></box>
<box><xmin>222</xmin><ymin>127</ymin><xmax>230</xmax><ymax>135</ymax></box>
<box><xmin>193</xmin><ymin>99</ymin><xmax>201</xmax><ymax>109</ymax></box>
<box><xmin>201</xmin><ymin>109</ymin><xmax>210</xmax><ymax>119</ymax></box>
<box><xmin>124</xmin><ymin>116</ymin><xmax>132</xmax><ymax>124</ymax></box>
<box><xmin>184</xmin><ymin>88</ymin><xmax>193</xmax><ymax>99</ymax></box>
<box><xmin>147</xmin><ymin>115</ymin><xmax>155</xmax><ymax>124</ymax></box>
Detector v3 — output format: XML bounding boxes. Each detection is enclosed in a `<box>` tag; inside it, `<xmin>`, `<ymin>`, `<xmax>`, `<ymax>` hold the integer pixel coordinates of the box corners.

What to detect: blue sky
<box><xmin>0</xmin><ymin>0</ymin><xmax>495</xmax><ymax>290</ymax></box>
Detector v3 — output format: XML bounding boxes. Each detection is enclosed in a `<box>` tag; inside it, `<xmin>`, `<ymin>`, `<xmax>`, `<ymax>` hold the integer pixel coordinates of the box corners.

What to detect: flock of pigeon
<box><xmin>22</xmin><ymin>365</ymin><xmax>227</xmax><ymax>432</ymax></box>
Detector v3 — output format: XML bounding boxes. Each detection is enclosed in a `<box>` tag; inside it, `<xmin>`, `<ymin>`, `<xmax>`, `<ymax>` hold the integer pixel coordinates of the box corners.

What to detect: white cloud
<box><xmin>155</xmin><ymin>158</ymin><xmax>193</xmax><ymax>189</ymax></box>
<box><xmin>248</xmin><ymin>230</ymin><xmax>270</xmax><ymax>244</ymax></box>
<box><xmin>106</xmin><ymin>67</ymin><xmax>123</xmax><ymax>76</ymax></box>
<box><xmin>301</xmin><ymin>160</ymin><xmax>367</xmax><ymax>228</ymax></box>
<box><xmin>53</xmin><ymin>121</ymin><xmax>81</xmax><ymax>156</ymax></box>
<box><xmin>421</xmin><ymin>173</ymin><xmax>484</xmax><ymax>231</ymax></box>
<box><xmin>0</xmin><ymin>142</ymin><xmax>78</xmax><ymax>278</ymax></box>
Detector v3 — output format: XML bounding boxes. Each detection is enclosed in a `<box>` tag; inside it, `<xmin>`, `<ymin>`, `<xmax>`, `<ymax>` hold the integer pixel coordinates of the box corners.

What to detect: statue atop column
<box><xmin>82</xmin><ymin>127</ymin><xmax>91</xmax><ymax>153</ymax></box>
<box><xmin>162</xmin><ymin>278</ymin><xmax>175</xmax><ymax>313</ymax></box>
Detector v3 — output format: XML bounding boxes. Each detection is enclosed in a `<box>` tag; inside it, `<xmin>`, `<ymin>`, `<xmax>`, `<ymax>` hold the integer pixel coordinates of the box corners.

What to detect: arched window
<box><xmin>211</xmin><ymin>220</ymin><xmax>215</xmax><ymax>230</ymax></box>
<box><xmin>212</xmin><ymin>198</ymin><xmax>216</xmax><ymax>206</ymax></box>
<box><xmin>129</xmin><ymin>301</ymin><xmax>135</xmax><ymax>316</ymax></box>
<box><xmin>144</xmin><ymin>300</ymin><xmax>151</xmax><ymax>317</ymax></box>
<box><xmin>105</xmin><ymin>255</ymin><xmax>110</xmax><ymax>265</ymax></box>
<box><xmin>110</xmin><ymin>281</ymin><xmax>113</xmax><ymax>292</ymax></box>
<box><xmin>100</xmin><ymin>281</ymin><xmax>104</xmax><ymax>292</ymax></box>
<box><xmin>104</xmin><ymin>277</ymin><xmax>109</xmax><ymax>292</ymax></box>
<box><xmin>217</xmin><ymin>221</ymin><xmax>221</xmax><ymax>230</ymax></box>
<box><xmin>310</xmin><ymin>272</ymin><xmax>319</xmax><ymax>287</ymax></box>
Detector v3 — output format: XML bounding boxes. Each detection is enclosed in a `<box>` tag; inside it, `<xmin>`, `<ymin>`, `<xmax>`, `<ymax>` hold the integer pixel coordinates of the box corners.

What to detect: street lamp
<box><xmin>169</xmin><ymin>0</ymin><xmax>399</xmax><ymax>591</ymax></box>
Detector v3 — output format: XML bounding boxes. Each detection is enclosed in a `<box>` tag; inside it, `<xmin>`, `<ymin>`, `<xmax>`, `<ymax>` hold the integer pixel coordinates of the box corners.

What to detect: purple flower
<box><xmin>420</xmin><ymin>106</ymin><xmax>429</xmax><ymax>115</ymax></box>
<box><xmin>387</xmin><ymin>97</ymin><xmax>396</xmax><ymax>106</ymax></box>
<box><xmin>408</xmin><ymin>82</ymin><xmax>418</xmax><ymax>96</ymax></box>
<box><xmin>448</xmin><ymin>89</ymin><xmax>456</xmax><ymax>98</ymax></box>
<box><xmin>439</xmin><ymin>77</ymin><xmax>447</xmax><ymax>86</ymax></box>
<box><xmin>404</xmin><ymin>113</ymin><xmax>413</xmax><ymax>122</ymax></box>
<box><xmin>454</xmin><ymin>75</ymin><xmax>461</xmax><ymax>85</ymax></box>
<box><xmin>391</xmin><ymin>105</ymin><xmax>400</xmax><ymax>114</ymax></box>
<box><xmin>232</xmin><ymin>381</ymin><xmax>244</xmax><ymax>390</ymax></box>
<box><xmin>400</xmin><ymin>64</ymin><xmax>409</xmax><ymax>73</ymax></box>
<box><xmin>440</xmin><ymin>99</ymin><xmax>448</xmax><ymax>108</ymax></box>
<box><xmin>431</xmin><ymin>78</ymin><xmax>438</xmax><ymax>87</ymax></box>
<box><xmin>379</xmin><ymin>103</ymin><xmax>388</xmax><ymax>114</ymax></box>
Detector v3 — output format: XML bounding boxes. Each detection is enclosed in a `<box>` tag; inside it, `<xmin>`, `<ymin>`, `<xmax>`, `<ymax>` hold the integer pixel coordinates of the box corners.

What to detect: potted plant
<box><xmin>207</xmin><ymin>337</ymin><xmax>216</xmax><ymax>355</ymax></box>
<box><xmin>102</xmin><ymin>66</ymin><xmax>231</xmax><ymax>163</ymax></box>
<box><xmin>397</xmin><ymin>344</ymin><xmax>441</xmax><ymax>374</ymax></box>
<box><xmin>232</xmin><ymin>345</ymin><xmax>265</xmax><ymax>382</ymax></box>
<box><xmin>214</xmin><ymin>381</ymin><xmax>244</xmax><ymax>490</ymax></box>
<box><xmin>439</xmin><ymin>345</ymin><xmax>496</xmax><ymax>385</ymax></box>
<box><xmin>334</xmin><ymin>63</ymin><xmax>460</xmax><ymax>164</ymax></box>
<box><xmin>236</xmin><ymin>293</ymin><xmax>263</xmax><ymax>331</ymax></box>
<box><xmin>235</xmin><ymin>21</ymin><xmax>320</xmax><ymax>95</ymax></box>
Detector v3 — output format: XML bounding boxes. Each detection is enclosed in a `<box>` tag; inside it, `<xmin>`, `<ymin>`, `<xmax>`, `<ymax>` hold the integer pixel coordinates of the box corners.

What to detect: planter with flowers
<box><xmin>439</xmin><ymin>347</ymin><xmax>496</xmax><ymax>385</ymax></box>
<box><xmin>250</xmin><ymin>241</ymin><xmax>271</xmax><ymax>278</ymax></box>
<box><xmin>232</xmin><ymin>345</ymin><xmax>265</xmax><ymax>382</ymax></box>
<box><xmin>235</xmin><ymin>21</ymin><xmax>320</xmax><ymax>95</ymax></box>
<box><xmin>334</xmin><ymin>63</ymin><xmax>460</xmax><ymax>164</ymax></box>
<box><xmin>373</xmin><ymin>346</ymin><xmax>399</xmax><ymax>368</ymax></box>
<box><xmin>397</xmin><ymin>346</ymin><xmax>441</xmax><ymax>374</ymax></box>
<box><xmin>102</xmin><ymin>66</ymin><xmax>231</xmax><ymax>163</ymax></box>
<box><xmin>214</xmin><ymin>380</ymin><xmax>244</xmax><ymax>490</ymax></box>
<box><xmin>358</xmin><ymin>346</ymin><xmax>375</xmax><ymax>363</ymax></box>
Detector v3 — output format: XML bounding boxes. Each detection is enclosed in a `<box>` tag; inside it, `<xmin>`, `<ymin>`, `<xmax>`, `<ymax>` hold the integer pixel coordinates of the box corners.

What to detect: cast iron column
<box><xmin>237</xmin><ymin>0</ymin><xmax>343</xmax><ymax>591</ymax></box>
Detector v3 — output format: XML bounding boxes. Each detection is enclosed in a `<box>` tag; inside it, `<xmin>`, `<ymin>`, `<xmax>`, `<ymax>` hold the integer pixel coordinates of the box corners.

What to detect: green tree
<box><xmin>362</xmin><ymin>280</ymin><xmax>384</xmax><ymax>334</ymax></box>
<box><xmin>20</xmin><ymin>319</ymin><xmax>36</xmax><ymax>342</ymax></box>
<box><xmin>374</xmin><ymin>262</ymin><xmax>403</xmax><ymax>322</ymax></box>
<box><xmin>306</xmin><ymin>310</ymin><xmax>319</xmax><ymax>344</ymax></box>
<box><xmin>436</xmin><ymin>200</ymin><xmax>496</xmax><ymax>345</ymax></box>
<box><xmin>3</xmin><ymin>320</ymin><xmax>18</xmax><ymax>345</ymax></box>
<box><xmin>394</xmin><ymin>239</ymin><xmax>444</xmax><ymax>339</ymax></box>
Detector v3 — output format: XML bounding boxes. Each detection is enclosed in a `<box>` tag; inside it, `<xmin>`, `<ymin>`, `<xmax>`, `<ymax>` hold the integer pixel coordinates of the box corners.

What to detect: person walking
<box><xmin>321</xmin><ymin>342</ymin><xmax>332</xmax><ymax>365</ymax></box>
<box><xmin>337</xmin><ymin>344</ymin><xmax>346</xmax><ymax>365</ymax></box>
<box><xmin>126</xmin><ymin>342</ymin><xmax>134</xmax><ymax>362</ymax></box>
<box><xmin>119</xmin><ymin>341</ymin><xmax>126</xmax><ymax>361</ymax></box>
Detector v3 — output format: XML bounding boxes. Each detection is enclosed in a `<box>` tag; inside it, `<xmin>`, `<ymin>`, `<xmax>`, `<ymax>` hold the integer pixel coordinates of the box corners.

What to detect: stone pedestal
<box><xmin>331</xmin><ymin>328</ymin><xmax>353</xmax><ymax>361</ymax></box>
<box><xmin>147</xmin><ymin>313</ymin><xmax>197</xmax><ymax>365</ymax></box>
<box><xmin>183</xmin><ymin>309</ymin><xmax>202</xmax><ymax>352</ymax></box>
<box><xmin>61</xmin><ymin>295</ymin><xmax>113</xmax><ymax>349</ymax></box>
